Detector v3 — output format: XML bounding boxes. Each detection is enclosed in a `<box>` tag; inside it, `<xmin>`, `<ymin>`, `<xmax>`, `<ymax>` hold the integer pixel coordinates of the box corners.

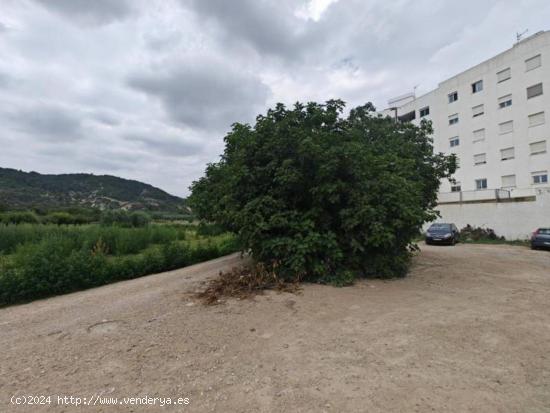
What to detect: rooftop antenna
<box><xmin>413</xmin><ymin>84</ymin><xmax>419</xmax><ymax>98</ymax></box>
<box><xmin>516</xmin><ymin>29</ymin><xmax>528</xmax><ymax>43</ymax></box>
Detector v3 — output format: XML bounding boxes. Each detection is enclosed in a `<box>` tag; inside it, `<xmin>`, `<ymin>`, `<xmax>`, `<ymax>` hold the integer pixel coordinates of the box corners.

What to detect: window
<box><xmin>525</xmin><ymin>54</ymin><xmax>542</xmax><ymax>71</ymax></box>
<box><xmin>451</xmin><ymin>183</ymin><xmax>461</xmax><ymax>192</ymax></box>
<box><xmin>419</xmin><ymin>106</ymin><xmax>430</xmax><ymax>118</ymax></box>
<box><xmin>530</xmin><ymin>140</ymin><xmax>547</xmax><ymax>155</ymax></box>
<box><xmin>527</xmin><ymin>83</ymin><xmax>543</xmax><ymax>99</ymax></box>
<box><xmin>532</xmin><ymin>171</ymin><xmax>548</xmax><ymax>185</ymax></box>
<box><xmin>473</xmin><ymin>128</ymin><xmax>485</xmax><ymax>143</ymax></box>
<box><xmin>449</xmin><ymin>114</ymin><xmax>459</xmax><ymax>125</ymax></box>
<box><xmin>497</xmin><ymin>67</ymin><xmax>511</xmax><ymax>83</ymax></box>
<box><xmin>475</xmin><ymin>178</ymin><xmax>488</xmax><ymax>190</ymax></box>
<box><xmin>528</xmin><ymin>111</ymin><xmax>545</xmax><ymax>127</ymax></box>
<box><xmin>472</xmin><ymin>80</ymin><xmax>483</xmax><ymax>93</ymax></box>
<box><xmin>448</xmin><ymin>91</ymin><xmax>458</xmax><ymax>103</ymax></box>
<box><xmin>499</xmin><ymin>120</ymin><xmax>513</xmax><ymax>134</ymax></box>
<box><xmin>474</xmin><ymin>153</ymin><xmax>487</xmax><ymax>165</ymax></box>
<box><xmin>500</xmin><ymin>147</ymin><xmax>515</xmax><ymax>161</ymax></box>
<box><xmin>472</xmin><ymin>104</ymin><xmax>484</xmax><ymax>117</ymax></box>
<box><xmin>501</xmin><ymin>175</ymin><xmax>516</xmax><ymax>188</ymax></box>
<box><xmin>498</xmin><ymin>94</ymin><xmax>512</xmax><ymax>109</ymax></box>
<box><xmin>449</xmin><ymin>137</ymin><xmax>460</xmax><ymax>147</ymax></box>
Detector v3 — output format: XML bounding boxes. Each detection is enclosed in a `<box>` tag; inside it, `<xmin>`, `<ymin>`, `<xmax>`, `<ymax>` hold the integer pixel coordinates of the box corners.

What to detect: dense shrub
<box><xmin>196</xmin><ymin>222</ymin><xmax>226</xmax><ymax>237</ymax></box>
<box><xmin>189</xmin><ymin>100</ymin><xmax>456</xmax><ymax>283</ymax></box>
<box><xmin>43</xmin><ymin>211</ymin><xmax>93</xmax><ymax>225</ymax></box>
<box><xmin>0</xmin><ymin>211</ymin><xmax>40</xmax><ymax>224</ymax></box>
<box><xmin>460</xmin><ymin>225</ymin><xmax>504</xmax><ymax>242</ymax></box>
<box><xmin>0</xmin><ymin>224</ymin><xmax>52</xmax><ymax>254</ymax></box>
<box><xmin>150</xmin><ymin>212</ymin><xmax>195</xmax><ymax>222</ymax></box>
<box><xmin>0</xmin><ymin>208</ymin><xmax>102</xmax><ymax>225</ymax></box>
<box><xmin>43</xmin><ymin>212</ymin><xmax>76</xmax><ymax>225</ymax></box>
<box><xmin>100</xmin><ymin>210</ymin><xmax>151</xmax><ymax>227</ymax></box>
<box><xmin>0</xmin><ymin>223</ymin><xmax>185</xmax><ymax>255</ymax></box>
<box><xmin>0</xmin><ymin>237</ymin><xmax>109</xmax><ymax>303</ymax></box>
<box><xmin>81</xmin><ymin>225</ymin><xmax>181</xmax><ymax>255</ymax></box>
<box><xmin>0</xmin><ymin>232</ymin><xmax>239</xmax><ymax>306</ymax></box>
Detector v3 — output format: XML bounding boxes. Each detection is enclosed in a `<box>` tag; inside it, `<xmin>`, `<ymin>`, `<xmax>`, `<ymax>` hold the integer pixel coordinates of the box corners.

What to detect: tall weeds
<box><xmin>0</xmin><ymin>224</ymin><xmax>239</xmax><ymax>306</ymax></box>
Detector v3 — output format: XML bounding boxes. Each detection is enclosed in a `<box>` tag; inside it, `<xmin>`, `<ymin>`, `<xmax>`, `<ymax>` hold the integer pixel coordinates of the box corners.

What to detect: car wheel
<box><xmin>450</xmin><ymin>238</ymin><xmax>456</xmax><ymax>246</ymax></box>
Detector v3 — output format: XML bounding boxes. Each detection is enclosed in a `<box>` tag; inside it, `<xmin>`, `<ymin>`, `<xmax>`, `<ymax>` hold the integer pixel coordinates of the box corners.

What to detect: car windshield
<box><xmin>429</xmin><ymin>224</ymin><xmax>451</xmax><ymax>231</ymax></box>
<box><xmin>538</xmin><ymin>228</ymin><xmax>550</xmax><ymax>235</ymax></box>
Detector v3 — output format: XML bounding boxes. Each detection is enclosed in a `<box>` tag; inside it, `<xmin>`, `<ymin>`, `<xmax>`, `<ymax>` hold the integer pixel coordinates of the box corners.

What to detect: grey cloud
<box><xmin>91</xmin><ymin>110</ymin><xmax>120</xmax><ymax>126</ymax></box>
<box><xmin>125</xmin><ymin>133</ymin><xmax>203</xmax><ymax>158</ymax></box>
<box><xmin>184</xmin><ymin>0</ymin><xmax>308</xmax><ymax>59</ymax></box>
<box><xmin>9</xmin><ymin>104</ymin><xmax>83</xmax><ymax>142</ymax></box>
<box><xmin>0</xmin><ymin>73</ymin><xmax>13</xmax><ymax>88</ymax></box>
<box><xmin>33</xmin><ymin>0</ymin><xmax>134</xmax><ymax>26</ymax></box>
<box><xmin>77</xmin><ymin>156</ymin><xmax>127</xmax><ymax>172</ymax></box>
<box><xmin>2</xmin><ymin>0</ymin><xmax>550</xmax><ymax>197</ymax></box>
<box><xmin>143</xmin><ymin>31</ymin><xmax>184</xmax><ymax>52</ymax></box>
<box><xmin>38</xmin><ymin>144</ymin><xmax>76</xmax><ymax>158</ymax></box>
<box><xmin>127</xmin><ymin>59</ymin><xmax>270</xmax><ymax>131</ymax></box>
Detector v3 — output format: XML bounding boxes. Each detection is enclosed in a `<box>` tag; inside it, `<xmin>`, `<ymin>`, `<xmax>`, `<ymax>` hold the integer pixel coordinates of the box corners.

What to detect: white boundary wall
<box><xmin>432</xmin><ymin>190</ymin><xmax>550</xmax><ymax>240</ymax></box>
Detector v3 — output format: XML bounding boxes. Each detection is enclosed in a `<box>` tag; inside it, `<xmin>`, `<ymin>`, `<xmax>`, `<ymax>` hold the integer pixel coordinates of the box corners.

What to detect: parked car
<box><xmin>530</xmin><ymin>228</ymin><xmax>550</xmax><ymax>250</ymax></box>
<box><xmin>425</xmin><ymin>223</ymin><xmax>460</xmax><ymax>245</ymax></box>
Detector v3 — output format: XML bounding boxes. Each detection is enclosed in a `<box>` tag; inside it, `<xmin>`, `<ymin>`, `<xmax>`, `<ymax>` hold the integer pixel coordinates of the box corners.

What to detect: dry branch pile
<box><xmin>196</xmin><ymin>263</ymin><xmax>301</xmax><ymax>305</ymax></box>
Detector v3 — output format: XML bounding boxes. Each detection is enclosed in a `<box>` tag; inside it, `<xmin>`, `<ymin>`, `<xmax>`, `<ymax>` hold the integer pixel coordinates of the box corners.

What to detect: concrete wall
<box><xmin>431</xmin><ymin>189</ymin><xmax>550</xmax><ymax>240</ymax></box>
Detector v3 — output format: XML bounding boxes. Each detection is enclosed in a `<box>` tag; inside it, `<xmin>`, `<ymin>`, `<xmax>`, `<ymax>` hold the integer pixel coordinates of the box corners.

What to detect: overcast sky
<box><xmin>0</xmin><ymin>0</ymin><xmax>548</xmax><ymax>196</ymax></box>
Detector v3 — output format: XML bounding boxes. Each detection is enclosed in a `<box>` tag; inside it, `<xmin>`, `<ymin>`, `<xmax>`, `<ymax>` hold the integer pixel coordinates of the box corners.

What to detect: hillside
<box><xmin>0</xmin><ymin>167</ymin><xmax>186</xmax><ymax>212</ymax></box>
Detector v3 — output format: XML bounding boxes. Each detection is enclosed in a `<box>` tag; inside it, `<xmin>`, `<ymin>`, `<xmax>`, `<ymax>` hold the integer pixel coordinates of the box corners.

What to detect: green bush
<box><xmin>196</xmin><ymin>222</ymin><xmax>226</xmax><ymax>237</ymax></box>
<box><xmin>43</xmin><ymin>211</ymin><xmax>92</xmax><ymax>225</ymax></box>
<box><xmin>189</xmin><ymin>100</ymin><xmax>456</xmax><ymax>283</ymax></box>
<box><xmin>0</xmin><ymin>226</ymin><xmax>239</xmax><ymax>306</ymax></box>
<box><xmin>43</xmin><ymin>212</ymin><xmax>75</xmax><ymax>225</ymax></box>
<box><xmin>0</xmin><ymin>208</ymin><xmax>101</xmax><ymax>226</ymax></box>
<box><xmin>150</xmin><ymin>211</ymin><xmax>195</xmax><ymax>222</ymax></box>
<box><xmin>100</xmin><ymin>210</ymin><xmax>151</xmax><ymax>227</ymax></box>
<box><xmin>460</xmin><ymin>225</ymin><xmax>503</xmax><ymax>242</ymax></box>
<box><xmin>0</xmin><ymin>237</ymin><xmax>109</xmax><ymax>304</ymax></box>
<box><xmin>161</xmin><ymin>241</ymin><xmax>191</xmax><ymax>270</ymax></box>
<box><xmin>0</xmin><ymin>211</ymin><xmax>40</xmax><ymax>224</ymax></box>
<box><xmin>0</xmin><ymin>224</ymin><xmax>50</xmax><ymax>254</ymax></box>
<box><xmin>0</xmin><ymin>223</ymin><xmax>183</xmax><ymax>255</ymax></box>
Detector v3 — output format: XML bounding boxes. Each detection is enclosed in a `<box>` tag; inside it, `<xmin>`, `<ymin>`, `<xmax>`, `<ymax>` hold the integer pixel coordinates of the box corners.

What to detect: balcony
<box><xmin>437</xmin><ymin>188</ymin><xmax>537</xmax><ymax>204</ymax></box>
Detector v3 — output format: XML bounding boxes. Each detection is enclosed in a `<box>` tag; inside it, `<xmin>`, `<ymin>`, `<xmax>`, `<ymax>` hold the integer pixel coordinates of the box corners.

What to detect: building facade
<box><xmin>383</xmin><ymin>30</ymin><xmax>550</xmax><ymax>198</ymax></box>
<box><xmin>382</xmin><ymin>31</ymin><xmax>550</xmax><ymax>238</ymax></box>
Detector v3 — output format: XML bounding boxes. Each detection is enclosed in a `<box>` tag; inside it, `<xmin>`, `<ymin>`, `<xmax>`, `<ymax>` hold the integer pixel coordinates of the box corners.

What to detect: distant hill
<box><xmin>0</xmin><ymin>167</ymin><xmax>186</xmax><ymax>212</ymax></box>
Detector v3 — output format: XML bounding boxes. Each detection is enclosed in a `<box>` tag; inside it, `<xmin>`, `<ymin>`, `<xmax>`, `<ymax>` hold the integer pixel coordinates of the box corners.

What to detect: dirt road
<box><xmin>1</xmin><ymin>244</ymin><xmax>550</xmax><ymax>412</ymax></box>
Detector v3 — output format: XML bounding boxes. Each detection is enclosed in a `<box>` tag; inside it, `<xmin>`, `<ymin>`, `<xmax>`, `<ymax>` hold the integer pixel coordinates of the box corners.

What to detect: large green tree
<box><xmin>189</xmin><ymin>100</ymin><xmax>456</xmax><ymax>283</ymax></box>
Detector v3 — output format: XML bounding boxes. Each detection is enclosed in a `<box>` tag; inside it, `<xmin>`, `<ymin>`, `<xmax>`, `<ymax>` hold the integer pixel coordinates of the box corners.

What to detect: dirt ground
<box><xmin>1</xmin><ymin>243</ymin><xmax>550</xmax><ymax>413</ymax></box>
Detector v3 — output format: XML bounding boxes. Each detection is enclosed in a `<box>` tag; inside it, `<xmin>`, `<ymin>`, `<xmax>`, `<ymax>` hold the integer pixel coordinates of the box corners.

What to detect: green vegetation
<box><xmin>0</xmin><ymin>167</ymin><xmax>188</xmax><ymax>212</ymax></box>
<box><xmin>0</xmin><ymin>210</ymin><xmax>41</xmax><ymax>224</ymax></box>
<box><xmin>0</xmin><ymin>207</ymin><xmax>195</xmax><ymax>227</ymax></box>
<box><xmin>189</xmin><ymin>100</ymin><xmax>456</xmax><ymax>284</ymax></box>
<box><xmin>462</xmin><ymin>238</ymin><xmax>529</xmax><ymax>247</ymax></box>
<box><xmin>0</xmin><ymin>222</ymin><xmax>238</xmax><ymax>306</ymax></box>
<box><xmin>99</xmin><ymin>210</ymin><xmax>152</xmax><ymax>227</ymax></box>
<box><xmin>0</xmin><ymin>208</ymin><xmax>102</xmax><ymax>225</ymax></box>
<box><xmin>459</xmin><ymin>225</ymin><xmax>529</xmax><ymax>246</ymax></box>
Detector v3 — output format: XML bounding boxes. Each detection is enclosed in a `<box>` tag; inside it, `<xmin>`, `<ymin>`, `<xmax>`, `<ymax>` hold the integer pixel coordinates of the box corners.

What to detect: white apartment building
<box><xmin>383</xmin><ymin>30</ymin><xmax>550</xmax><ymax>238</ymax></box>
